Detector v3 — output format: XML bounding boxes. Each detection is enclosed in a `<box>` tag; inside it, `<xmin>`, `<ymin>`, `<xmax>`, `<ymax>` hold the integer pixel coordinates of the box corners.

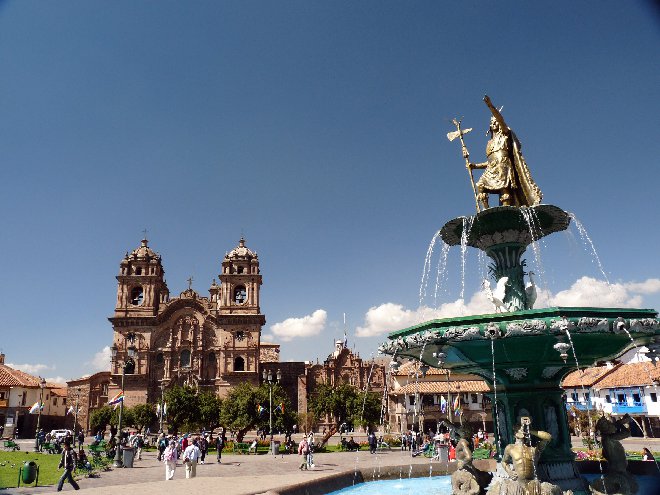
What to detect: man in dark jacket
<box><xmin>57</xmin><ymin>442</ymin><xmax>80</xmax><ymax>491</ymax></box>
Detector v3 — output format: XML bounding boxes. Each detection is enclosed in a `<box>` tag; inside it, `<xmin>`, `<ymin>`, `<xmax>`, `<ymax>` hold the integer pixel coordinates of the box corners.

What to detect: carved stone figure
<box><xmin>589</xmin><ymin>415</ymin><xmax>638</xmax><ymax>495</ymax></box>
<box><xmin>467</xmin><ymin>96</ymin><xmax>543</xmax><ymax>210</ymax></box>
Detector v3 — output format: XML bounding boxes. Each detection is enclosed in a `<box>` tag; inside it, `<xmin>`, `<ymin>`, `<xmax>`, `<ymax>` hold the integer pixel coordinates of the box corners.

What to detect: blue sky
<box><xmin>1</xmin><ymin>1</ymin><xmax>658</xmax><ymax>383</ymax></box>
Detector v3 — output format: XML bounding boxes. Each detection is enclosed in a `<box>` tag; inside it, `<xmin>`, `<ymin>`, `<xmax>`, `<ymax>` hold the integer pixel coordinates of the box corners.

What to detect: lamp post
<box><xmin>158</xmin><ymin>382</ymin><xmax>165</xmax><ymax>433</ymax></box>
<box><xmin>111</xmin><ymin>333</ymin><xmax>137</xmax><ymax>468</ymax></box>
<box><xmin>262</xmin><ymin>368</ymin><xmax>281</xmax><ymax>455</ymax></box>
<box><xmin>33</xmin><ymin>377</ymin><xmax>46</xmax><ymax>452</ymax></box>
<box><xmin>73</xmin><ymin>387</ymin><xmax>81</xmax><ymax>447</ymax></box>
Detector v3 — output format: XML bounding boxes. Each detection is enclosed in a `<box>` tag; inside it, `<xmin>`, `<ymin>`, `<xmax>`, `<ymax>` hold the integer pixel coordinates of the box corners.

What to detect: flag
<box><xmin>440</xmin><ymin>396</ymin><xmax>447</xmax><ymax>413</ymax></box>
<box><xmin>156</xmin><ymin>403</ymin><xmax>161</xmax><ymax>415</ymax></box>
<box><xmin>29</xmin><ymin>402</ymin><xmax>43</xmax><ymax>414</ymax></box>
<box><xmin>453</xmin><ymin>396</ymin><xmax>461</xmax><ymax>415</ymax></box>
<box><xmin>256</xmin><ymin>404</ymin><xmax>266</xmax><ymax>416</ymax></box>
<box><xmin>66</xmin><ymin>406</ymin><xmax>76</xmax><ymax>416</ymax></box>
<box><xmin>274</xmin><ymin>402</ymin><xmax>284</xmax><ymax>414</ymax></box>
<box><xmin>163</xmin><ymin>402</ymin><xmax>167</xmax><ymax>417</ymax></box>
<box><xmin>108</xmin><ymin>391</ymin><xmax>124</xmax><ymax>406</ymax></box>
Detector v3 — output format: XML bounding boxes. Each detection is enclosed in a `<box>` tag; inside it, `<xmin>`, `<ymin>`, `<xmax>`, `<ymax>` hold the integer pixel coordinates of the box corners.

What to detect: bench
<box><xmin>42</xmin><ymin>442</ymin><xmax>61</xmax><ymax>454</ymax></box>
<box><xmin>234</xmin><ymin>442</ymin><xmax>251</xmax><ymax>454</ymax></box>
<box><xmin>3</xmin><ymin>439</ymin><xmax>20</xmax><ymax>451</ymax></box>
<box><xmin>88</xmin><ymin>441</ymin><xmax>107</xmax><ymax>457</ymax></box>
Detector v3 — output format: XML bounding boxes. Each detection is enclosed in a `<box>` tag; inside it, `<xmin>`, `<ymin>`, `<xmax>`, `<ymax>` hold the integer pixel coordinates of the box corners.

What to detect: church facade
<box><xmin>107</xmin><ymin>237</ymin><xmax>266</xmax><ymax>407</ymax></box>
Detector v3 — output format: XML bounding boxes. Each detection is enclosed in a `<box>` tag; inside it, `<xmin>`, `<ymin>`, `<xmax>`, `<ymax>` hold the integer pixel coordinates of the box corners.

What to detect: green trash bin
<box><xmin>21</xmin><ymin>460</ymin><xmax>38</xmax><ymax>484</ymax></box>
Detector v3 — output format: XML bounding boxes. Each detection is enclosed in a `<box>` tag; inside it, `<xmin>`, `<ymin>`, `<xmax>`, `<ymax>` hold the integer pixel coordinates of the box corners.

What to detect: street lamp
<box><xmin>158</xmin><ymin>382</ymin><xmax>165</xmax><ymax>433</ymax></box>
<box><xmin>73</xmin><ymin>387</ymin><xmax>81</xmax><ymax>447</ymax></box>
<box><xmin>262</xmin><ymin>368</ymin><xmax>281</xmax><ymax>455</ymax></box>
<box><xmin>33</xmin><ymin>377</ymin><xmax>46</xmax><ymax>452</ymax></box>
<box><xmin>110</xmin><ymin>333</ymin><xmax>137</xmax><ymax>467</ymax></box>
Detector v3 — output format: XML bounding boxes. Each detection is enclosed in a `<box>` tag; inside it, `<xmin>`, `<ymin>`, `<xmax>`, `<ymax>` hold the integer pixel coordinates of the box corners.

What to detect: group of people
<box><xmin>157</xmin><ymin>430</ymin><xmax>228</xmax><ymax>480</ymax></box>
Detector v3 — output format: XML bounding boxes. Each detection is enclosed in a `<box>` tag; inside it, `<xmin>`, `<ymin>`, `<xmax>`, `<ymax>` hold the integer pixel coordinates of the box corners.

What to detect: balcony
<box><xmin>566</xmin><ymin>401</ymin><xmax>592</xmax><ymax>411</ymax></box>
<box><xmin>611</xmin><ymin>402</ymin><xmax>646</xmax><ymax>415</ymax></box>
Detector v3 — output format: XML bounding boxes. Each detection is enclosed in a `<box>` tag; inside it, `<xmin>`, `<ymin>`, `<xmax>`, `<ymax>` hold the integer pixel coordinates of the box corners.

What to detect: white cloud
<box><xmin>87</xmin><ymin>346</ymin><xmax>112</xmax><ymax>373</ymax></box>
<box><xmin>6</xmin><ymin>362</ymin><xmax>52</xmax><ymax>375</ymax></box>
<box><xmin>45</xmin><ymin>376</ymin><xmax>67</xmax><ymax>385</ymax></box>
<box><xmin>547</xmin><ymin>277</ymin><xmax>657</xmax><ymax>307</ymax></box>
<box><xmin>270</xmin><ymin>309</ymin><xmax>327</xmax><ymax>342</ymax></box>
<box><xmin>355</xmin><ymin>291</ymin><xmax>492</xmax><ymax>337</ymax></box>
<box><xmin>260</xmin><ymin>332</ymin><xmax>275</xmax><ymax>342</ymax></box>
<box><xmin>355</xmin><ymin>277</ymin><xmax>660</xmax><ymax>338</ymax></box>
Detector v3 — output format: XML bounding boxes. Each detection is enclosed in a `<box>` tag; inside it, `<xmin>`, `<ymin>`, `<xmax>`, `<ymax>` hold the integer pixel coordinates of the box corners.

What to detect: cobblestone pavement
<box><xmin>6</xmin><ymin>447</ymin><xmax>447</xmax><ymax>494</ymax></box>
<box><xmin>7</xmin><ymin>436</ymin><xmax>660</xmax><ymax>494</ymax></box>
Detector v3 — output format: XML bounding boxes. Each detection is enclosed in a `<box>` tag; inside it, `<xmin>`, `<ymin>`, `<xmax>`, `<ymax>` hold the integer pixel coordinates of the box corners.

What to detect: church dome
<box><xmin>225</xmin><ymin>237</ymin><xmax>258</xmax><ymax>261</ymax></box>
<box><xmin>126</xmin><ymin>238</ymin><xmax>160</xmax><ymax>261</ymax></box>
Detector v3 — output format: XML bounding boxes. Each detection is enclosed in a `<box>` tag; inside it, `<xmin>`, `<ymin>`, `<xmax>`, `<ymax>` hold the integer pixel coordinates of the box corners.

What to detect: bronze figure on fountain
<box><xmin>487</xmin><ymin>417</ymin><xmax>572</xmax><ymax>495</ymax></box>
<box><xmin>450</xmin><ymin>95</ymin><xmax>543</xmax><ymax>211</ymax></box>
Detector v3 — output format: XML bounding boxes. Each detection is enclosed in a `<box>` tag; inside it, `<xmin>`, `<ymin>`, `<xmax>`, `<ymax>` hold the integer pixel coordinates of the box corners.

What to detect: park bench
<box><xmin>42</xmin><ymin>442</ymin><xmax>61</xmax><ymax>454</ymax></box>
<box><xmin>88</xmin><ymin>440</ymin><xmax>107</xmax><ymax>457</ymax></box>
<box><xmin>3</xmin><ymin>439</ymin><xmax>20</xmax><ymax>451</ymax></box>
<box><xmin>234</xmin><ymin>442</ymin><xmax>251</xmax><ymax>454</ymax></box>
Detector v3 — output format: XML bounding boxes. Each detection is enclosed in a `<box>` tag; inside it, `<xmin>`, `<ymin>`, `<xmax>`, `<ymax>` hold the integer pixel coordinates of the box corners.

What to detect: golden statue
<box><xmin>487</xmin><ymin>417</ymin><xmax>570</xmax><ymax>495</ymax></box>
<box><xmin>451</xmin><ymin>96</ymin><xmax>543</xmax><ymax>211</ymax></box>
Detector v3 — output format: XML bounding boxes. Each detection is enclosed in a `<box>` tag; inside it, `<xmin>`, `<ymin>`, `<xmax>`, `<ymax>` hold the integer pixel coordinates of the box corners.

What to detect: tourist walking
<box><xmin>216</xmin><ymin>430</ymin><xmax>226</xmax><ymax>463</ymax></box>
<box><xmin>368</xmin><ymin>431</ymin><xmax>377</xmax><ymax>454</ymax></box>
<box><xmin>57</xmin><ymin>442</ymin><xmax>80</xmax><ymax>491</ymax></box>
<box><xmin>182</xmin><ymin>438</ymin><xmax>201</xmax><ymax>478</ymax></box>
<box><xmin>199</xmin><ymin>434</ymin><xmax>208</xmax><ymax>464</ymax></box>
<box><xmin>163</xmin><ymin>440</ymin><xmax>178</xmax><ymax>480</ymax></box>
<box><xmin>157</xmin><ymin>433</ymin><xmax>167</xmax><ymax>461</ymax></box>
<box><xmin>298</xmin><ymin>436</ymin><xmax>310</xmax><ymax>470</ymax></box>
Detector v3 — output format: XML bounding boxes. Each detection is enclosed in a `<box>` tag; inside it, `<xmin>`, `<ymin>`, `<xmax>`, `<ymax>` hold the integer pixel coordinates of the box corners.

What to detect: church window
<box><xmin>131</xmin><ymin>286</ymin><xmax>144</xmax><ymax>306</ymax></box>
<box><xmin>156</xmin><ymin>353</ymin><xmax>164</xmax><ymax>364</ymax></box>
<box><xmin>235</xmin><ymin>331</ymin><xmax>245</xmax><ymax>341</ymax></box>
<box><xmin>234</xmin><ymin>286</ymin><xmax>247</xmax><ymax>304</ymax></box>
<box><xmin>234</xmin><ymin>356</ymin><xmax>245</xmax><ymax>371</ymax></box>
<box><xmin>208</xmin><ymin>352</ymin><xmax>216</xmax><ymax>363</ymax></box>
<box><xmin>180</xmin><ymin>350</ymin><xmax>191</xmax><ymax>368</ymax></box>
<box><xmin>237</xmin><ymin>266</ymin><xmax>244</xmax><ymax>274</ymax></box>
<box><xmin>135</xmin><ymin>267</ymin><xmax>142</xmax><ymax>275</ymax></box>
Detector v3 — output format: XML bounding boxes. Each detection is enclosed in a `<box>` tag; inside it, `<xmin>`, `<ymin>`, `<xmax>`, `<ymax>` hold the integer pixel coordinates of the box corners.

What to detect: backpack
<box><xmin>165</xmin><ymin>448</ymin><xmax>175</xmax><ymax>461</ymax></box>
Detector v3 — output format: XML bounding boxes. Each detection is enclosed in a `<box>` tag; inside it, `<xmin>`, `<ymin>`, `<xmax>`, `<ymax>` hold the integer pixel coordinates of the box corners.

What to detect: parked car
<box><xmin>49</xmin><ymin>429</ymin><xmax>73</xmax><ymax>441</ymax></box>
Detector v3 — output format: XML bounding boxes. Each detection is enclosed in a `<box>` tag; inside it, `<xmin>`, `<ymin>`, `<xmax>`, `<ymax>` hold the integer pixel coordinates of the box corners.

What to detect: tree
<box><xmin>164</xmin><ymin>385</ymin><xmax>200</xmax><ymax>433</ymax></box>
<box><xmin>308</xmin><ymin>383</ymin><xmax>383</xmax><ymax>446</ymax></box>
<box><xmin>111</xmin><ymin>405</ymin><xmax>135</xmax><ymax>430</ymax></box>
<box><xmin>198</xmin><ymin>391</ymin><xmax>222</xmax><ymax>432</ymax></box>
<box><xmin>132</xmin><ymin>403</ymin><xmax>157</xmax><ymax>432</ymax></box>
<box><xmin>89</xmin><ymin>406</ymin><xmax>113</xmax><ymax>433</ymax></box>
<box><xmin>220</xmin><ymin>382</ymin><xmax>260</xmax><ymax>442</ymax></box>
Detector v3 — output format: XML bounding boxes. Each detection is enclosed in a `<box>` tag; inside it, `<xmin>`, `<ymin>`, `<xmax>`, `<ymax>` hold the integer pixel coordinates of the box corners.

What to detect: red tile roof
<box><xmin>594</xmin><ymin>362</ymin><xmax>660</xmax><ymax>389</ymax></box>
<box><xmin>394</xmin><ymin>361</ymin><xmax>448</xmax><ymax>376</ymax></box>
<box><xmin>391</xmin><ymin>380</ymin><xmax>490</xmax><ymax>396</ymax></box>
<box><xmin>0</xmin><ymin>364</ymin><xmax>43</xmax><ymax>387</ymax></box>
<box><xmin>561</xmin><ymin>365</ymin><xmax>620</xmax><ymax>388</ymax></box>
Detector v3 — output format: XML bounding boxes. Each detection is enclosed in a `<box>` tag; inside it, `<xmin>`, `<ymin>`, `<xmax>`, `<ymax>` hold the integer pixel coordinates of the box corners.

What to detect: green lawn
<box><xmin>0</xmin><ymin>450</ymin><xmax>63</xmax><ymax>488</ymax></box>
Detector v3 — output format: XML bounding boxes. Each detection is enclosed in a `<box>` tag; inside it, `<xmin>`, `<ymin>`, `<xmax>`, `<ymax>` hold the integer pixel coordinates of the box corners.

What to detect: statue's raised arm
<box><xmin>483</xmin><ymin>95</ymin><xmax>508</xmax><ymax>135</ymax></box>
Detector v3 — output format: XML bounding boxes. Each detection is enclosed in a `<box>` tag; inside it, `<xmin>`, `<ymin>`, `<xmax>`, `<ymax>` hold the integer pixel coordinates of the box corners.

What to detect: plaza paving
<box><xmin>6</xmin><ymin>435</ymin><xmax>660</xmax><ymax>494</ymax></box>
<box><xmin>6</xmin><ymin>446</ymin><xmax>450</xmax><ymax>494</ymax></box>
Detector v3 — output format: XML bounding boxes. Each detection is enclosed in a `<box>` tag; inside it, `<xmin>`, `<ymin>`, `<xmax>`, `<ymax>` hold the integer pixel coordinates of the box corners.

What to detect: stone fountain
<box><xmin>379</xmin><ymin>97</ymin><xmax>660</xmax><ymax>495</ymax></box>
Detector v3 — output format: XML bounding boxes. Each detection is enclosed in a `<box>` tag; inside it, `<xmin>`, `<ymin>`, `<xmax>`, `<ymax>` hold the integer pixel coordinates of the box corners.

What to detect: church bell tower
<box><xmin>114</xmin><ymin>238</ymin><xmax>169</xmax><ymax>318</ymax></box>
<box><xmin>217</xmin><ymin>237</ymin><xmax>262</xmax><ymax>314</ymax></box>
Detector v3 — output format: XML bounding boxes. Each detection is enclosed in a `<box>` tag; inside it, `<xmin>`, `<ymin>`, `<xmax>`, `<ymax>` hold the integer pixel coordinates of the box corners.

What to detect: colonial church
<box><xmin>107</xmin><ymin>236</ymin><xmax>268</xmax><ymax>407</ymax></box>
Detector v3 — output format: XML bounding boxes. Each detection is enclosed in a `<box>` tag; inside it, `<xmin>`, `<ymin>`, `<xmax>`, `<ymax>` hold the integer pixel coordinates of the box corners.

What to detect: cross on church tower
<box><xmin>187</xmin><ymin>276</ymin><xmax>194</xmax><ymax>291</ymax></box>
<box><xmin>142</xmin><ymin>228</ymin><xmax>148</xmax><ymax>239</ymax></box>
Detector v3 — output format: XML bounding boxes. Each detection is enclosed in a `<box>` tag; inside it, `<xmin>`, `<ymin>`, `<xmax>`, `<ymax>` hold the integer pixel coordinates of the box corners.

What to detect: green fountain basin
<box><xmin>382</xmin><ymin>307</ymin><xmax>659</xmax><ymax>389</ymax></box>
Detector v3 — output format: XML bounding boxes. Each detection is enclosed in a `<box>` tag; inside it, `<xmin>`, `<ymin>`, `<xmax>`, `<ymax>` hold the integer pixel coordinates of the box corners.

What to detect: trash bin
<box><xmin>271</xmin><ymin>441</ymin><xmax>281</xmax><ymax>454</ymax></box>
<box><xmin>122</xmin><ymin>446</ymin><xmax>136</xmax><ymax>468</ymax></box>
<box><xmin>21</xmin><ymin>461</ymin><xmax>38</xmax><ymax>484</ymax></box>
